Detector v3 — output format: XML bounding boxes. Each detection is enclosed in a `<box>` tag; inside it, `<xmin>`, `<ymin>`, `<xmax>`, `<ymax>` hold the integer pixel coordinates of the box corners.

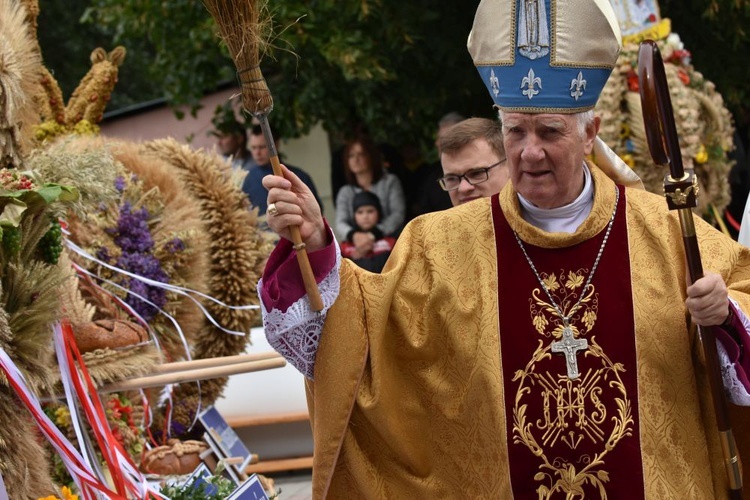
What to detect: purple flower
<box><xmin>117</xmin><ymin>252</ymin><xmax>169</xmax><ymax>321</ymax></box>
<box><xmin>114</xmin><ymin>176</ymin><xmax>126</xmax><ymax>193</ymax></box>
<box><xmin>170</xmin><ymin>420</ymin><xmax>187</xmax><ymax>437</ymax></box>
<box><xmin>117</xmin><ymin>253</ymin><xmax>168</xmax><ymax>281</ymax></box>
<box><xmin>113</xmin><ymin>202</ymin><xmax>153</xmax><ymax>253</ymax></box>
<box><xmin>109</xmin><ymin>200</ymin><xmax>171</xmax><ymax>322</ymax></box>
<box><xmin>96</xmin><ymin>246</ymin><xmax>112</xmax><ymax>263</ymax></box>
<box><xmin>163</xmin><ymin>237</ymin><xmax>185</xmax><ymax>254</ymax></box>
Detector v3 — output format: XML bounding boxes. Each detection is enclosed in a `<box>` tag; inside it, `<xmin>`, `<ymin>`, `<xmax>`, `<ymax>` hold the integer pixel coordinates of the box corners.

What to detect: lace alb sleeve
<box><xmin>257</xmin><ymin>242</ymin><xmax>342</xmax><ymax>379</ymax></box>
<box><xmin>718</xmin><ymin>297</ymin><xmax>750</xmax><ymax>405</ymax></box>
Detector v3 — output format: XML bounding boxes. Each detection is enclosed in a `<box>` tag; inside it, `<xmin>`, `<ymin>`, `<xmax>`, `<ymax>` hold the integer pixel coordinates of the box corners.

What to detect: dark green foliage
<box><xmin>2</xmin><ymin>227</ymin><xmax>21</xmax><ymax>257</ymax></box>
<box><xmin>38</xmin><ymin>0</ymin><xmax>489</xmax><ymax>151</ymax></box>
<box><xmin>79</xmin><ymin>0</ymin><xmax>235</xmax><ymax>118</ymax></box>
<box><xmin>37</xmin><ymin>1</ymin><xmax>163</xmax><ymax>113</ymax></box>
<box><xmin>38</xmin><ymin>1</ymin><xmax>750</xmax><ymax>152</ymax></box>
<box><xmin>256</xmin><ymin>0</ymin><xmax>492</xmax><ymax>150</ymax></box>
<box><xmin>660</xmin><ymin>0</ymin><xmax>750</xmax><ymax>139</ymax></box>
<box><xmin>38</xmin><ymin>219</ymin><xmax>62</xmax><ymax>265</ymax></box>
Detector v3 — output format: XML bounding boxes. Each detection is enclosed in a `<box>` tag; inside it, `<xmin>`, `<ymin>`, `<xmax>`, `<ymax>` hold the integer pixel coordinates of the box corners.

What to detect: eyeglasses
<box><xmin>438</xmin><ymin>159</ymin><xmax>507</xmax><ymax>191</ymax></box>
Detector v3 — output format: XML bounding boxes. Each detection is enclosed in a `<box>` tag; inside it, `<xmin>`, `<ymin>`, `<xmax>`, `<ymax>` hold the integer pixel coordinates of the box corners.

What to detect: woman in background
<box><xmin>335</xmin><ymin>135</ymin><xmax>405</xmax><ymax>245</ymax></box>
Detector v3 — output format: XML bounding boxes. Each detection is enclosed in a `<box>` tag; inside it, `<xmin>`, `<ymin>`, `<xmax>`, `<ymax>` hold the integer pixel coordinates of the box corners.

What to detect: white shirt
<box><xmin>517</xmin><ymin>164</ymin><xmax>594</xmax><ymax>233</ymax></box>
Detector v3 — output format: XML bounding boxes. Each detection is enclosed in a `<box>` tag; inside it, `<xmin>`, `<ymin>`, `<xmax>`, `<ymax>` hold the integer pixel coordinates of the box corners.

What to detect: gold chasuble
<box><xmin>307</xmin><ymin>165</ymin><xmax>750</xmax><ymax>499</ymax></box>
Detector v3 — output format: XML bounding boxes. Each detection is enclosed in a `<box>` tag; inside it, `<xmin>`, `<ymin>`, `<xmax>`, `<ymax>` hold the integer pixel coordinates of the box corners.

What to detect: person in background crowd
<box><xmin>210</xmin><ymin>103</ymin><xmax>257</xmax><ymax>172</ymax></box>
<box><xmin>330</xmin><ymin>129</ymin><xmax>405</xmax><ymax>209</ymax></box>
<box><xmin>438</xmin><ymin>117</ymin><xmax>509</xmax><ymax>206</ymax></box>
<box><xmin>340</xmin><ymin>191</ymin><xmax>396</xmax><ymax>273</ymax></box>
<box><xmin>243</xmin><ymin>124</ymin><xmax>322</xmax><ymax>216</ymax></box>
<box><xmin>437</xmin><ymin>112</ymin><xmax>468</xmax><ymax>140</ymax></box>
<box><xmin>408</xmin><ymin>112</ymin><xmax>466</xmax><ymax>218</ymax></box>
<box><xmin>334</xmin><ymin>134</ymin><xmax>405</xmax><ymax>244</ymax></box>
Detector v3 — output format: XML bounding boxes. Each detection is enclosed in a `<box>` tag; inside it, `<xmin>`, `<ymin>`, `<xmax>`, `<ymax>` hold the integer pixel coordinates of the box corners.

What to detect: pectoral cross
<box><xmin>551</xmin><ymin>324</ymin><xmax>588</xmax><ymax>380</ymax></box>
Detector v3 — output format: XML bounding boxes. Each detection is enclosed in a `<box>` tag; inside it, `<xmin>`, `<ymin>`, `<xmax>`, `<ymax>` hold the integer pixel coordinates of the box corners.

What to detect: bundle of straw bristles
<box><xmin>203</xmin><ymin>0</ymin><xmax>274</xmax><ymax>115</ymax></box>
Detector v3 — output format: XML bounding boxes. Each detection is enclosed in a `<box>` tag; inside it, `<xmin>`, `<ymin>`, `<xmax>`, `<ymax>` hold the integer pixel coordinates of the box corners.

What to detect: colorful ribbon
<box><xmin>54</xmin><ymin>321</ymin><xmax>168</xmax><ymax>499</ymax></box>
<box><xmin>0</xmin><ymin>347</ymin><xmax>118</xmax><ymax>499</ymax></box>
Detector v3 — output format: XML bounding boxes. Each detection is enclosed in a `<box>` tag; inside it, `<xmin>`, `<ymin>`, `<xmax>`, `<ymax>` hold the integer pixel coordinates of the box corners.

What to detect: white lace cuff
<box><xmin>718</xmin><ymin>342</ymin><xmax>750</xmax><ymax>405</ymax></box>
<box><xmin>718</xmin><ymin>297</ymin><xmax>750</xmax><ymax>405</ymax></box>
<box><xmin>257</xmin><ymin>241</ymin><xmax>342</xmax><ymax>379</ymax></box>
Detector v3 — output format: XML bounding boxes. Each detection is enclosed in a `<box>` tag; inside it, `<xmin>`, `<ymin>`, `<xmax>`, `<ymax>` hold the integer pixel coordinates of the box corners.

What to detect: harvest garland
<box><xmin>595</xmin><ymin>32</ymin><xmax>735</xmax><ymax>217</ymax></box>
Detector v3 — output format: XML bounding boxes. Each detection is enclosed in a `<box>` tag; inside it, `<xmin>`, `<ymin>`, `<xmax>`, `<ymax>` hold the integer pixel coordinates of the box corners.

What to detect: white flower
<box><xmin>666</xmin><ymin>33</ymin><xmax>684</xmax><ymax>50</ymax></box>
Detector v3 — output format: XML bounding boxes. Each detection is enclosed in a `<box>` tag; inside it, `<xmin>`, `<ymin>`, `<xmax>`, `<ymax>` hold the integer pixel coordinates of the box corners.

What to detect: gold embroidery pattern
<box><xmin>513</xmin><ymin>270</ymin><xmax>633</xmax><ymax>499</ymax></box>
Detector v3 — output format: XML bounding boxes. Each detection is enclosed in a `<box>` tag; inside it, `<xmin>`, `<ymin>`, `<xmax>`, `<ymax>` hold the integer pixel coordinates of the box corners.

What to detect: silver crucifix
<box><xmin>551</xmin><ymin>324</ymin><xmax>588</xmax><ymax>380</ymax></box>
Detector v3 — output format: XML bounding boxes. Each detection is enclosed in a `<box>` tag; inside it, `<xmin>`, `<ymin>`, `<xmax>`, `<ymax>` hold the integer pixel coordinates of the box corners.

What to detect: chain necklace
<box><xmin>511</xmin><ymin>186</ymin><xmax>620</xmax><ymax>380</ymax></box>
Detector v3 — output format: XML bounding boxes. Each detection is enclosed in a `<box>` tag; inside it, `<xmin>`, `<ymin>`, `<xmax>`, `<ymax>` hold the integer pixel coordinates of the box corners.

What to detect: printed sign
<box><xmin>226</xmin><ymin>474</ymin><xmax>269</xmax><ymax>500</ymax></box>
<box><xmin>198</xmin><ymin>405</ymin><xmax>253</xmax><ymax>474</ymax></box>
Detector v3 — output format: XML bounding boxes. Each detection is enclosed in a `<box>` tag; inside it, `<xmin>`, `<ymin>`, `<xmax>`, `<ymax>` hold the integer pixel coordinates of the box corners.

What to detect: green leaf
<box><xmin>0</xmin><ymin>200</ymin><xmax>28</xmax><ymax>227</ymax></box>
<box><xmin>35</xmin><ymin>184</ymin><xmax>80</xmax><ymax>204</ymax></box>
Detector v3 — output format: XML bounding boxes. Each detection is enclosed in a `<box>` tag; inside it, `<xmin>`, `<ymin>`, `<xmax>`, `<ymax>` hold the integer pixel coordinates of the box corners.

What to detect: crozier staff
<box><xmin>639</xmin><ymin>40</ymin><xmax>743</xmax><ymax>497</ymax></box>
<box><xmin>258</xmin><ymin>0</ymin><xmax>750</xmax><ymax>497</ymax></box>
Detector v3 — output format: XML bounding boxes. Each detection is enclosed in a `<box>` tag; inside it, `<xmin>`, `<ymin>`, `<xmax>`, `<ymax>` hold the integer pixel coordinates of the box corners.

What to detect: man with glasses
<box><xmin>257</xmin><ymin>0</ymin><xmax>750</xmax><ymax>496</ymax></box>
<box><xmin>438</xmin><ymin>117</ymin><xmax>509</xmax><ymax>206</ymax></box>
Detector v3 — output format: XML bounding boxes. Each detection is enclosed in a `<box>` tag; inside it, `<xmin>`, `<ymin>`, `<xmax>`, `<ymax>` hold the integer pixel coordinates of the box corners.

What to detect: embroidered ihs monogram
<box><xmin>511</xmin><ymin>269</ymin><xmax>634</xmax><ymax>498</ymax></box>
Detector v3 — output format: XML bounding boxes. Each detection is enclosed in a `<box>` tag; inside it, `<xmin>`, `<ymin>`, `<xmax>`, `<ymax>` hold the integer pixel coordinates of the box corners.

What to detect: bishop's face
<box><xmin>502</xmin><ymin>112</ymin><xmax>598</xmax><ymax>209</ymax></box>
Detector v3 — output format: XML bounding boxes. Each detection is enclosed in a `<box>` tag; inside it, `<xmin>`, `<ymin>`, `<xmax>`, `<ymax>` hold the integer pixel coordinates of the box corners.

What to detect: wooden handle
<box><xmin>96</xmin><ymin>356</ymin><xmax>286</xmax><ymax>393</ymax></box>
<box><xmin>151</xmin><ymin>352</ymin><xmax>281</xmax><ymax>375</ymax></box>
<box><xmin>270</xmin><ymin>155</ymin><xmax>324</xmax><ymax>311</ymax></box>
<box><xmin>259</xmin><ymin>114</ymin><xmax>324</xmax><ymax>312</ymax></box>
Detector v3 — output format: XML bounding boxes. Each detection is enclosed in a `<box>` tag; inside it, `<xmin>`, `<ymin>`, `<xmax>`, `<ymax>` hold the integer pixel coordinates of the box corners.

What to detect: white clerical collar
<box><xmin>518</xmin><ymin>164</ymin><xmax>594</xmax><ymax>233</ymax></box>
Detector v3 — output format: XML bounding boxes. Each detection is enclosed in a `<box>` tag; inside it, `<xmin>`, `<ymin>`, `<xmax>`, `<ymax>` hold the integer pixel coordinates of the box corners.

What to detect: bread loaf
<box><xmin>72</xmin><ymin>319</ymin><xmax>148</xmax><ymax>353</ymax></box>
<box><xmin>139</xmin><ymin>439</ymin><xmax>207</xmax><ymax>476</ymax></box>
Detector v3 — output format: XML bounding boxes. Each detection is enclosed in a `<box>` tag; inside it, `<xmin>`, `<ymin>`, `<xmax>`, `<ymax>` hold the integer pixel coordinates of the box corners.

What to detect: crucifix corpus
<box><xmin>551</xmin><ymin>325</ymin><xmax>588</xmax><ymax>380</ymax></box>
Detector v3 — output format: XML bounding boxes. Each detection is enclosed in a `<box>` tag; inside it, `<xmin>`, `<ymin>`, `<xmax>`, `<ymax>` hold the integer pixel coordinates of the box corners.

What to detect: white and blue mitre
<box><xmin>468</xmin><ymin>0</ymin><xmax>622</xmax><ymax>113</ymax></box>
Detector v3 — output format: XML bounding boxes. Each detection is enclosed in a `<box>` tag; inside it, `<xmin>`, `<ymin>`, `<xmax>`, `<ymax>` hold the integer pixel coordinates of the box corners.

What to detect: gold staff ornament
<box><xmin>203</xmin><ymin>0</ymin><xmax>324</xmax><ymax>312</ymax></box>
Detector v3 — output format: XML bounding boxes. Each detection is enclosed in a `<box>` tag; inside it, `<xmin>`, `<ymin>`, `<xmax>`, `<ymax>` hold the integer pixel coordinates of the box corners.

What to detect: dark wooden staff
<box><xmin>638</xmin><ymin>40</ymin><xmax>743</xmax><ymax>499</ymax></box>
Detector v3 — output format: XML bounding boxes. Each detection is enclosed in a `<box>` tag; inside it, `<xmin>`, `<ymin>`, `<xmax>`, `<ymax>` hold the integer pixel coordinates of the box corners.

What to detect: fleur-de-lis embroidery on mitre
<box><xmin>570</xmin><ymin>71</ymin><xmax>586</xmax><ymax>101</ymax></box>
<box><xmin>521</xmin><ymin>68</ymin><xmax>542</xmax><ymax>99</ymax></box>
<box><xmin>490</xmin><ymin>69</ymin><xmax>500</xmax><ymax>97</ymax></box>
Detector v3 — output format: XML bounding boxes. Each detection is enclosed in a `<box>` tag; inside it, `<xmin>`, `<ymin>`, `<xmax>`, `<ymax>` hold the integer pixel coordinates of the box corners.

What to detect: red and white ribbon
<box><xmin>54</xmin><ymin>322</ymin><xmax>168</xmax><ymax>499</ymax></box>
<box><xmin>0</xmin><ymin>347</ymin><xmax>119</xmax><ymax>499</ymax></box>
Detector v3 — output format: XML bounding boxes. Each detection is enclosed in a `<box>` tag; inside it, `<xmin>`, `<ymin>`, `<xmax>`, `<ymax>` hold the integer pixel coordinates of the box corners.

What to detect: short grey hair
<box><xmin>575</xmin><ymin>110</ymin><xmax>595</xmax><ymax>139</ymax></box>
<box><xmin>497</xmin><ymin>109</ymin><xmax>595</xmax><ymax>139</ymax></box>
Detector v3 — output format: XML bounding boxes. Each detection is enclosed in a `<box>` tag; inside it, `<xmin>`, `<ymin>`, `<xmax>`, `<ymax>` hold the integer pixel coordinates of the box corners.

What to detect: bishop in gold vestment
<box><xmin>260</xmin><ymin>164</ymin><xmax>750</xmax><ymax>498</ymax></box>
<box><xmin>258</xmin><ymin>0</ymin><xmax>750</xmax><ymax>497</ymax></box>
